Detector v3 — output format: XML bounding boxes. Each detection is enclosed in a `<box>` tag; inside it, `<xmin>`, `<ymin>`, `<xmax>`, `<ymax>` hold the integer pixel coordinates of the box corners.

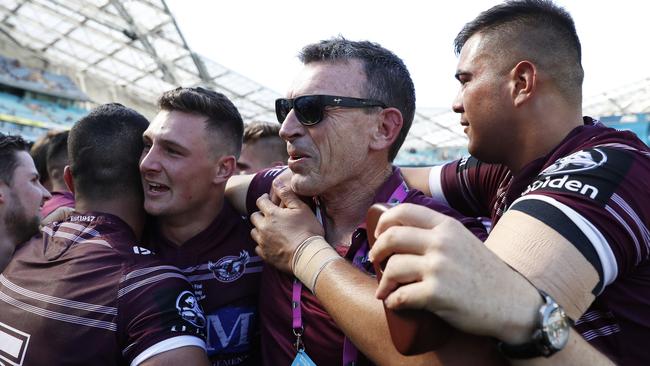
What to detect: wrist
<box><xmin>292</xmin><ymin>236</ymin><xmax>342</xmax><ymax>293</ymax></box>
<box><xmin>498</xmin><ymin>280</ymin><xmax>545</xmax><ymax>344</ymax></box>
<box><xmin>498</xmin><ymin>289</ymin><xmax>572</xmax><ymax>359</ymax></box>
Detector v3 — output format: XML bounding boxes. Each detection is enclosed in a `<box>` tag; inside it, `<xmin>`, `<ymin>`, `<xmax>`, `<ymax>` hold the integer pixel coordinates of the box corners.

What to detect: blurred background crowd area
<box><xmin>1</xmin><ymin>0</ymin><xmax>648</xmax><ymax>166</ymax></box>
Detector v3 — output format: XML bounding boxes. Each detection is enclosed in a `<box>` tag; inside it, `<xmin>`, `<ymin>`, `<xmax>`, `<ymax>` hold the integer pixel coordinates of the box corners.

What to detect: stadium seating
<box><xmin>0</xmin><ymin>55</ymin><xmax>88</xmax><ymax>101</ymax></box>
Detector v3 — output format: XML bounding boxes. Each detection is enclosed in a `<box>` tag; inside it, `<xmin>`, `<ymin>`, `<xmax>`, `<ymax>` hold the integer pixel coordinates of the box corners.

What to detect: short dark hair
<box><xmin>29</xmin><ymin>129</ymin><xmax>61</xmax><ymax>185</ymax></box>
<box><xmin>299</xmin><ymin>37</ymin><xmax>416</xmax><ymax>161</ymax></box>
<box><xmin>243</xmin><ymin>120</ymin><xmax>288</xmax><ymax>161</ymax></box>
<box><xmin>454</xmin><ymin>0</ymin><xmax>583</xmax><ymax>104</ymax></box>
<box><xmin>243</xmin><ymin>120</ymin><xmax>281</xmax><ymax>143</ymax></box>
<box><xmin>46</xmin><ymin>130</ymin><xmax>69</xmax><ymax>186</ymax></box>
<box><xmin>0</xmin><ymin>133</ymin><xmax>29</xmax><ymax>185</ymax></box>
<box><xmin>158</xmin><ymin>87</ymin><xmax>244</xmax><ymax>158</ymax></box>
<box><xmin>68</xmin><ymin>103</ymin><xmax>149</xmax><ymax>201</ymax></box>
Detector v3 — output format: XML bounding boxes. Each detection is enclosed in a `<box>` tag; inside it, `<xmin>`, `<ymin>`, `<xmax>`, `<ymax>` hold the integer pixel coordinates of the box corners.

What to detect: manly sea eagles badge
<box><xmin>208</xmin><ymin>250</ymin><xmax>250</xmax><ymax>283</ymax></box>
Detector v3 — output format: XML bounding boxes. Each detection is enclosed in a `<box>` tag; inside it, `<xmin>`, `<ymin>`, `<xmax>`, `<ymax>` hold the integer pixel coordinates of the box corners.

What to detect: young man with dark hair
<box><xmin>227</xmin><ymin>37</ymin><xmax>501</xmax><ymax>365</ymax></box>
<box><xmin>0</xmin><ymin>133</ymin><xmax>50</xmax><ymax>271</ymax></box>
<box><xmin>29</xmin><ymin>129</ymin><xmax>60</xmax><ymax>191</ymax></box>
<box><xmin>380</xmin><ymin>1</ymin><xmax>650</xmax><ymax>364</ymax></box>
<box><xmin>140</xmin><ymin>87</ymin><xmax>261</xmax><ymax>366</ymax></box>
<box><xmin>41</xmin><ymin>130</ymin><xmax>74</xmax><ymax>217</ymax></box>
<box><xmin>236</xmin><ymin>121</ymin><xmax>288</xmax><ymax>174</ymax></box>
<box><xmin>0</xmin><ymin>104</ymin><xmax>210</xmax><ymax>365</ymax></box>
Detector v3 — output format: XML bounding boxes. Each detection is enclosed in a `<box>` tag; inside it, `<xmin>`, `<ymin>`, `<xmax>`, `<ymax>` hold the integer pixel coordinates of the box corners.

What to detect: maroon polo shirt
<box><xmin>0</xmin><ymin>212</ymin><xmax>205</xmax><ymax>365</ymax></box>
<box><xmin>247</xmin><ymin>166</ymin><xmax>487</xmax><ymax>365</ymax></box>
<box><xmin>431</xmin><ymin>118</ymin><xmax>650</xmax><ymax>364</ymax></box>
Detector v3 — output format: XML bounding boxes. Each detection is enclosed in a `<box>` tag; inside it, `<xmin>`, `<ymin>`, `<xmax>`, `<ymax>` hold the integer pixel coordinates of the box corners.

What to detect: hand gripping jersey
<box><xmin>429</xmin><ymin>118</ymin><xmax>650</xmax><ymax>364</ymax></box>
<box><xmin>146</xmin><ymin>201</ymin><xmax>262</xmax><ymax>366</ymax></box>
<box><xmin>0</xmin><ymin>212</ymin><xmax>206</xmax><ymax>366</ymax></box>
<box><xmin>246</xmin><ymin>166</ymin><xmax>488</xmax><ymax>365</ymax></box>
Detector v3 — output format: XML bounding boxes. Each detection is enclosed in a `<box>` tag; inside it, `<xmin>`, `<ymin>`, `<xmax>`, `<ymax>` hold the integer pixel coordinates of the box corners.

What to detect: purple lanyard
<box><xmin>292</xmin><ymin>179</ymin><xmax>409</xmax><ymax>365</ymax></box>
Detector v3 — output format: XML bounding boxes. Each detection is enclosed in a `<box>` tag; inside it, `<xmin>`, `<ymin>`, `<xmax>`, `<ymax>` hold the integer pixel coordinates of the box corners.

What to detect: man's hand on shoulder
<box><xmin>250</xmin><ymin>178</ymin><xmax>323</xmax><ymax>273</ymax></box>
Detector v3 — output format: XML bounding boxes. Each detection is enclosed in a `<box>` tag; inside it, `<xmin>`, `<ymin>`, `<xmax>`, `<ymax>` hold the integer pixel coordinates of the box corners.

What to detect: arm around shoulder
<box><xmin>225</xmin><ymin>173</ymin><xmax>254</xmax><ymax>214</ymax></box>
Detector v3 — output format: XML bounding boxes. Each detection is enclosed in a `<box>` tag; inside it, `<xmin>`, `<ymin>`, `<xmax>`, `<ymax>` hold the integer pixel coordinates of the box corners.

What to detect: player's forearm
<box><xmin>224</xmin><ymin>174</ymin><xmax>254</xmax><ymax>214</ymax></box>
<box><xmin>314</xmin><ymin>258</ymin><xmax>514</xmax><ymax>366</ymax></box>
<box><xmin>312</xmin><ymin>259</ymin><xmax>436</xmax><ymax>365</ymax></box>
<box><xmin>511</xmin><ymin>329</ymin><xmax>614</xmax><ymax>366</ymax></box>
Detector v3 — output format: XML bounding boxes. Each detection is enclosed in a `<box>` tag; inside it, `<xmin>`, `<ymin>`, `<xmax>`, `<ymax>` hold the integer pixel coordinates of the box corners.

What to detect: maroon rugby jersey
<box><xmin>429</xmin><ymin>118</ymin><xmax>650</xmax><ymax>364</ymax></box>
<box><xmin>0</xmin><ymin>212</ymin><xmax>206</xmax><ymax>366</ymax></box>
<box><xmin>246</xmin><ymin>166</ymin><xmax>487</xmax><ymax>365</ymax></box>
<box><xmin>40</xmin><ymin>190</ymin><xmax>75</xmax><ymax>218</ymax></box>
<box><xmin>147</xmin><ymin>200</ymin><xmax>262</xmax><ymax>366</ymax></box>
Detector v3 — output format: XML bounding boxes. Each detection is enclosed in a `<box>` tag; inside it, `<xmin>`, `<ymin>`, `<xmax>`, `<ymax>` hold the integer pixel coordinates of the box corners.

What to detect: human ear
<box><xmin>213</xmin><ymin>155</ymin><xmax>236</xmax><ymax>185</ymax></box>
<box><xmin>510</xmin><ymin>60</ymin><xmax>537</xmax><ymax>107</ymax></box>
<box><xmin>370</xmin><ymin>107</ymin><xmax>404</xmax><ymax>152</ymax></box>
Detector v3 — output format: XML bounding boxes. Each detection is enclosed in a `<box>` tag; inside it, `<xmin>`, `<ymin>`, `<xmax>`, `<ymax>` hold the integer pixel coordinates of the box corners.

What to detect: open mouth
<box><xmin>147</xmin><ymin>182</ymin><xmax>169</xmax><ymax>193</ymax></box>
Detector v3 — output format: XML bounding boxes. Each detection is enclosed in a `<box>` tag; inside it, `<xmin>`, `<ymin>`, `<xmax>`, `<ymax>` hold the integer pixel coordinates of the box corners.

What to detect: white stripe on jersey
<box><xmin>179</xmin><ymin>256</ymin><xmax>263</xmax><ymax>273</ymax></box>
<box><xmin>510</xmin><ymin>194</ymin><xmax>618</xmax><ymax>290</ymax></box>
<box><xmin>118</xmin><ymin>272</ymin><xmax>189</xmax><ymax>298</ymax></box>
<box><xmin>0</xmin><ymin>291</ymin><xmax>116</xmax><ymax>331</ymax></box>
<box><xmin>611</xmin><ymin>193</ymin><xmax>650</xmax><ymax>259</ymax></box>
<box><xmin>575</xmin><ymin>310</ymin><xmax>615</xmax><ymax>325</ymax></box>
<box><xmin>428</xmin><ymin>164</ymin><xmax>450</xmax><ymax>207</ymax></box>
<box><xmin>58</xmin><ymin>222</ymin><xmax>101</xmax><ymax>238</ymax></box>
<box><xmin>0</xmin><ymin>275</ymin><xmax>117</xmax><ymax>315</ymax></box>
<box><xmin>129</xmin><ymin>335</ymin><xmax>206</xmax><ymax>366</ymax></box>
<box><xmin>122</xmin><ymin>265</ymin><xmax>183</xmax><ymax>282</ymax></box>
<box><xmin>40</xmin><ymin>226</ymin><xmax>110</xmax><ymax>247</ymax></box>
<box><xmin>605</xmin><ymin>205</ymin><xmax>642</xmax><ymax>265</ymax></box>
<box><xmin>581</xmin><ymin>324</ymin><xmax>621</xmax><ymax>342</ymax></box>
<box><xmin>186</xmin><ymin>266</ymin><xmax>263</xmax><ymax>282</ymax></box>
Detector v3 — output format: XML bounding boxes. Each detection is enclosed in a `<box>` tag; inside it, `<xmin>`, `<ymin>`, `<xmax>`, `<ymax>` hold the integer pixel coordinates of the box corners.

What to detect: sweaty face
<box><xmin>278</xmin><ymin>61</ymin><xmax>377</xmax><ymax>197</ymax></box>
<box><xmin>452</xmin><ymin>34</ymin><xmax>514</xmax><ymax>163</ymax></box>
<box><xmin>139</xmin><ymin>110</ymin><xmax>222</xmax><ymax>219</ymax></box>
<box><xmin>3</xmin><ymin>151</ymin><xmax>51</xmax><ymax>243</ymax></box>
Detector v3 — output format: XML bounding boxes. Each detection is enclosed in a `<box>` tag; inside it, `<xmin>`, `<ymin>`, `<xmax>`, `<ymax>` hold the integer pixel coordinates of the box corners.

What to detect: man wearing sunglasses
<box><xmin>227</xmin><ymin>37</ymin><xmax>504</xmax><ymax>365</ymax></box>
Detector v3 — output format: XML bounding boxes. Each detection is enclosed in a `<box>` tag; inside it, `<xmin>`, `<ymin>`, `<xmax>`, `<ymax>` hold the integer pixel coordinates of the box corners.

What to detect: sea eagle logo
<box><xmin>540</xmin><ymin>148</ymin><xmax>607</xmax><ymax>176</ymax></box>
<box><xmin>208</xmin><ymin>250</ymin><xmax>250</xmax><ymax>283</ymax></box>
<box><xmin>176</xmin><ymin>290</ymin><xmax>206</xmax><ymax>328</ymax></box>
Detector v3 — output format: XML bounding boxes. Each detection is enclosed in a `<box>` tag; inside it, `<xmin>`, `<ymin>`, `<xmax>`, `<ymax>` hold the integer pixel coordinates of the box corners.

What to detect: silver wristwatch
<box><xmin>498</xmin><ymin>290</ymin><xmax>572</xmax><ymax>359</ymax></box>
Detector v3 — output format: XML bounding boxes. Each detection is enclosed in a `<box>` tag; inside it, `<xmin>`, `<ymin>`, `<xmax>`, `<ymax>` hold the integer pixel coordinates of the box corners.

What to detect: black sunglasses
<box><xmin>275</xmin><ymin>95</ymin><xmax>387</xmax><ymax>126</ymax></box>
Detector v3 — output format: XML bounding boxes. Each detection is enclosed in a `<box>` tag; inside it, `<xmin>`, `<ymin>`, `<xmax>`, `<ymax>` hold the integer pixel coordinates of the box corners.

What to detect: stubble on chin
<box><xmin>5</xmin><ymin>211</ymin><xmax>41</xmax><ymax>244</ymax></box>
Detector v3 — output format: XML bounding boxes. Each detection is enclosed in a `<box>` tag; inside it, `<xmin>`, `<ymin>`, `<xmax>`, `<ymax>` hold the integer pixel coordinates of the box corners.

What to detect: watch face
<box><xmin>544</xmin><ymin>307</ymin><xmax>570</xmax><ymax>350</ymax></box>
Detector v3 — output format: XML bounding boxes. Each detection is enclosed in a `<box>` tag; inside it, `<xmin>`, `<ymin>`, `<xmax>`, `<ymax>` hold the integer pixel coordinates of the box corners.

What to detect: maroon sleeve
<box><xmin>439</xmin><ymin>156</ymin><xmax>510</xmax><ymax>218</ymax></box>
<box><xmin>118</xmin><ymin>263</ymin><xmax>206</xmax><ymax>364</ymax></box>
<box><xmin>510</xmin><ymin>146</ymin><xmax>650</xmax><ymax>292</ymax></box>
<box><xmin>245</xmin><ymin>166</ymin><xmax>288</xmax><ymax>216</ymax></box>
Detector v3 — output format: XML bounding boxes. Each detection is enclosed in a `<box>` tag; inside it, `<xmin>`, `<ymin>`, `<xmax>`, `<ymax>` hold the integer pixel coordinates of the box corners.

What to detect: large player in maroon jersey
<box><xmin>140</xmin><ymin>88</ymin><xmax>261</xmax><ymax>366</ymax></box>
<box><xmin>0</xmin><ymin>104</ymin><xmax>209</xmax><ymax>366</ymax></box>
<box><xmin>376</xmin><ymin>1</ymin><xmax>650</xmax><ymax>365</ymax></box>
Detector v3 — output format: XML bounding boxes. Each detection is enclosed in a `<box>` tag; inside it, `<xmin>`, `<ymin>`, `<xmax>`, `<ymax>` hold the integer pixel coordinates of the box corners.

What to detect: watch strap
<box><xmin>497</xmin><ymin>289</ymin><xmax>564</xmax><ymax>359</ymax></box>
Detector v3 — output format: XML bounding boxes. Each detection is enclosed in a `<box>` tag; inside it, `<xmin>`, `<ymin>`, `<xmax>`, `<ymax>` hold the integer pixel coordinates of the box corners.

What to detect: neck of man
<box><xmin>50</xmin><ymin>179</ymin><xmax>70</xmax><ymax>193</ymax></box>
<box><xmin>506</xmin><ymin>102</ymin><xmax>584</xmax><ymax>175</ymax></box>
<box><xmin>318</xmin><ymin>162</ymin><xmax>393</xmax><ymax>248</ymax></box>
<box><xmin>75</xmin><ymin>197</ymin><xmax>145</xmax><ymax>241</ymax></box>
<box><xmin>157</xmin><ymin>190</ymin><xmax>225</xmax><ymax>247</ymax></box>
